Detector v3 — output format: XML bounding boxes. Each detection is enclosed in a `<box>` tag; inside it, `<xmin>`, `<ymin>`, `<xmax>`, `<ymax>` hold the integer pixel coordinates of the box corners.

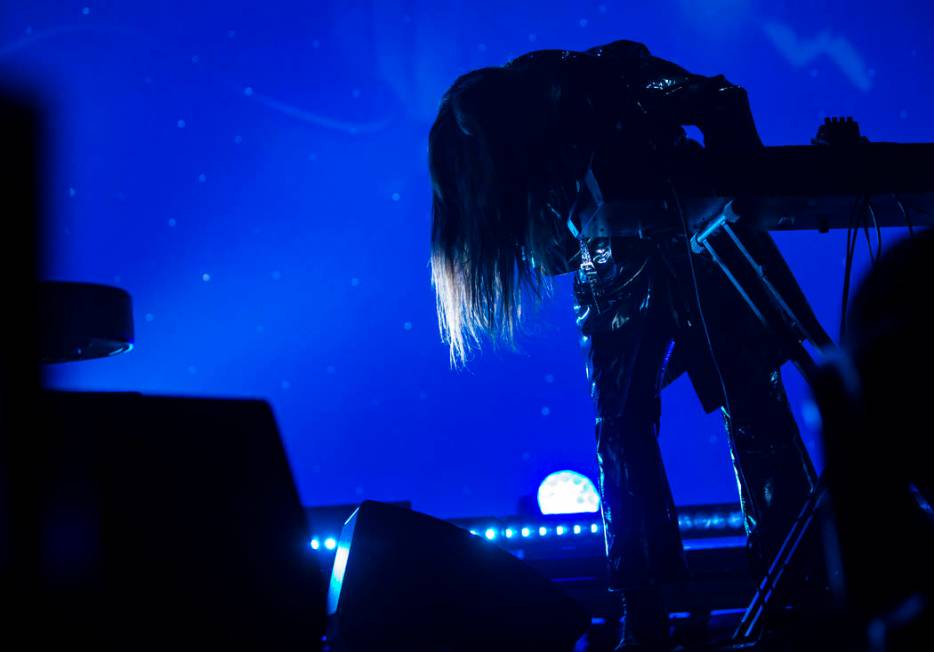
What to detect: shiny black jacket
<box><xmin>507</xmin><ymin>40</ymin><xmax>828</xmax><ymax>411</ymax></box>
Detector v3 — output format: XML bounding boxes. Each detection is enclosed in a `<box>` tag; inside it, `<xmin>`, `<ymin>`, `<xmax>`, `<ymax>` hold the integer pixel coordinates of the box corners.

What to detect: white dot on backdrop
<box><xmin>187</xmin><ymin>365</ymin><xmax>197</xmax><ymax>375</ymax></box>
<box><xmin>191</xmin><ymin>55</ymin><xmax>200</xmax><ymax>64</ymax></box>
<box><xmin>168</xmin><ymin>218</ymin><xmax>176</xmax><ymax>227</ymax></box>
<box><xmin>403</xmin><ymin>321</ymin><xmax>413</xmax><ymax>331</ymax></box>
<box><xmin>352</xmin><ymin>88</ymin><xmax>361</xmax><ymax>98</ymax></box>
<box><xmin>68</xmin><ymin>187</ymin><xmax>76</xmax><ymax>198</ymax></box>
<box><xmin>177</xmin><ymin>119</ymin><xmax>186</xmax><ymax>128</ymax></box>
<box><xmin>579</xmin><ymin>18</ymin><xmax>589</xmax><ymax>27</ymax></box>
<box><xmin>243</xmin><ymin>86</ymin><xmax>254</xmax><ymax>96</ymax></box>
<box><xmin>478</xmin><ymin>43</ymin><xmax>487</xmax><ymax>52</ymax></box>
<box><xmin>391</xmin><ymin>192</ymin><xmax>401</xmax><ymax>201</ymax></box>
<box><xmin>544</xmin><ymin>373</ymin><xmax>555</xmax><ymax>383</ymax></box>
<box><xmin>312</xmin><ymin>39</ymin><xmax>320</xmax><ymax>48</ymax></box>
<box><xmin>145</xmin><ymin>313</ymin><xmax>154</xmax><ymax>322</ymax></box>
<box><xmin>281</xmin><ymin>380</ymin><xmax>291</xmax><ymax>390</ymax></box>
<box><xmin>271</xmin><ymin>271</ymin><xmax>281</xmax><ymax>280</ymax></box>
<box><xmin>326</xmin><ymin>365</ymin><xmax>336</xmax><ymax>374</ymax></box>
<box><xmin>198</xmin><ymin>173</ymin><xmax>207</xmax><ymax>183</ymax></box>
<box><xmin>541</xmin><ymin>406</ymin><xmax>551</xmax><ymax>416</ymax></box>
<box><xmin>202</xmin><ymin>273</ymin><xmax>211</xmax><ymax>282</ymax></box>
<box><xmin>234</xmin><ymin>135</ymin><xmax>243</xmax><ymax>144</ymax></box>
<box><xmin>350</xmin><ymin>277</ymin><xmax>360</xmax><ymax>287</ymax></box>
<box><xmin>227</xmin><ymin>29</ymin><xmax>236</xmax><ymax>38</ymax></box>
<box><xmin>82</xmin><ymin>7</ymin><xmax>90</xmax><ymax>16</ymax></box>
<box><xmin>528</xmin><ymin>34</ymin><xmax>537</xmax><ymax>42</ymax></box>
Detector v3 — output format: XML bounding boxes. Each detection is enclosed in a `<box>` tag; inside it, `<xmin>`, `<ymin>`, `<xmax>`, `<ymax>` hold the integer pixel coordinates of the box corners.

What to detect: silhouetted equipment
<box><xmin>687</xmin><ymin>121</ymin><xmax>934</xmax><ymax>646</ymax></box>
<box><xmin>578</xmin><ymin>120</ymin><xmax>934</xmax><ymax>239</ymax></box>
<box><xmin>326</xmin><ymin>500</ymin><xmax>591</xmax><ymax>652</ymax></box>
<box><xmin>38</xmin><ymin>392</ymin><xmax>326</xmax><ymax>649</ymax></box>
<box><xmin>1</xmin><ymin>88</ymin><xmax>43</xmax><ymax>649</ymax></box>
<box><xmin>39</xmin><ymin>281</ymin><xmax>134</xmax><ymax>363</ymax></box>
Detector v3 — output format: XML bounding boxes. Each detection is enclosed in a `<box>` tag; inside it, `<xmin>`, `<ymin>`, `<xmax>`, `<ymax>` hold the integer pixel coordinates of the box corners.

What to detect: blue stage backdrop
<box><xmin>6</xmin><ymin>1</ymin><xmax>931</xmax><ymax>518</ymax></box>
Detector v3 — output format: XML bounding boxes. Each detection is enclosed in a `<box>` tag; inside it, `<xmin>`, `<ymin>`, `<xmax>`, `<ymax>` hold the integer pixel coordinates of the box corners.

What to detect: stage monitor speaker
<box><xmin>38</xmin><ymin>391</ymin><xmax>325</xmax><ymax>649</ymax></box>
<box><xmin>326</xmin><ymin>500</ymin><xmax>590</xmax><ymax>651</ymax></box>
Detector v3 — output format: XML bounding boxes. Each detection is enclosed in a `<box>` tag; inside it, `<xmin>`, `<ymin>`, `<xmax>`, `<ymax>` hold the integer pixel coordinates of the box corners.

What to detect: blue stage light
<box><xmin>521</xmin><ymin>527</ymin><xmax>532</xmax><ymax>538</ymax></box>
<box><xmin>325</xmin><ymin>537</ymin><xmax>337</xmax><ymax>551</ymax></box>
<box><xmin>538</xmin><ymin>526</ymin><xmax>548</xmax><ymax>537</ymax></box>
<box><xmin>556</xmin><ymin>525</ymin><xmax>566</xmax><ymax>536</ymax></box>
<box><xmin>484</xmin><ymin>528</ymin><xmax>497</xmax><ymax>541</ymax></box>
<box><xmin>327</xmin><ymin>539</ymin><xmax>352</xmax><ymax>613</ymax></box>
<box><xmin>504</xmin><ymin>528</ymin><xmax>515</xmax><ymax>538</ymax></box>
<box><xmin>573</xmin><ymin>525</ymin><xmax>582</xmax><ymax>535</ymax></box>
<box><xmin>310</xmin><ymin>538</ymin><xmax>320</xmax><ymax>550</ymax></box>
<box><xmin>537</xmin><ymin>470</ymin><xmax>600</xmax><ymax>515</ymax></box>
<box><xmin>590</xmin><ymin>523</ymin><xmax>600</xmax><ymax>534</ymax></box>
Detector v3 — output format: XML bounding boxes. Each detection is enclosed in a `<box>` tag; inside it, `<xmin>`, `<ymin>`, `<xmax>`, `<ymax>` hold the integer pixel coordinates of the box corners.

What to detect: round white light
<box><xmin>536</xmin><ymin>470</ymin><xmax>600</xmax><ymax>515</ymax></box>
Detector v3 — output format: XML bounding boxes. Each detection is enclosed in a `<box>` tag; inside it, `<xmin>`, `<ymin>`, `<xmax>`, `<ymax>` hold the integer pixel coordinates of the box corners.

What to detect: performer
<box><xmin>428</xmin><ymin>40</ymin><xmax>828</xmax><ymax>648</ymax></box>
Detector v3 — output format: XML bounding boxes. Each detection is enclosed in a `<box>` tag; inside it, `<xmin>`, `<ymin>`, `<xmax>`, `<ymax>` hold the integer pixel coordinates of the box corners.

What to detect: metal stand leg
<box><xmin>691</xmin><ymin>211</ymin><xmax>824</xmax><ymax>382</ymax></box>
<box><xmin>690</xmin><ymin>209</ymin><xmax>832</xmax><ymax>645</ymax></box>
<box><xmin>732</xmin><ymin>479</ymin><xmax>828</xmax><ymax>643</ymax></box>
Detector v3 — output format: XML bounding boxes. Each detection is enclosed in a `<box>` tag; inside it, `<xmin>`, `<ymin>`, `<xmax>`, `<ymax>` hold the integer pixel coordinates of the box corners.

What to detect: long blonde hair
<box><xmin>428</xmin><ymin>60</ymin><xmax>595</xmax><ymax>365</ymax></box>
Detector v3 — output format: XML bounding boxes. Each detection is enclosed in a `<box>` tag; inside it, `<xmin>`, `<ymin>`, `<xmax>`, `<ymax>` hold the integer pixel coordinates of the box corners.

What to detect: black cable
<box><xmin>867</xmin><ymin>200</ymin><xmax>882</xmax><ymax>261</ymax></box>
<box><xmin>861</xmin><ymin>213</ymin><xmax>875</xmax><ymax>264</ymax></box>
<box><xmin>839</xmin><ymin>197</ymin><xmax>866</xmax><ymax>339</ymax></box>
<box><xmin>840</xmin><ymin>231</ymin><xmax>853</xmax><ymax>339</ymax></box>
<box><xmin>894</xmin><ymin>195</ymin><xmax>915</xmax><ymax>238</ymax></box>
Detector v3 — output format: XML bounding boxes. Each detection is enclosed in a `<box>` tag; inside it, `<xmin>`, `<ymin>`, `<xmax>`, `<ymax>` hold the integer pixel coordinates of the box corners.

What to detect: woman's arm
<box><xmin>586</xmin><ymin>40</ymin><xmax>763</xmax><ymax>152</ymax></box>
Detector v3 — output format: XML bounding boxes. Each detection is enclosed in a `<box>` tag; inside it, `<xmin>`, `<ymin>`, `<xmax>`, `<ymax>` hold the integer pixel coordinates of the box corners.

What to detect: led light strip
<box><xmin>308</xmin><ymin>510</ymin><xmax>743</xmax><ymax>553</ymax></box>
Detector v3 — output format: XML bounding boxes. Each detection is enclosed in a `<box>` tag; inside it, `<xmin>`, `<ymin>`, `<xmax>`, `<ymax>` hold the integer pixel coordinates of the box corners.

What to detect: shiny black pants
<box><xmin>584</xmin><ymin>299</ymin><xmax>817</xmax><ymax>591</ymax></box>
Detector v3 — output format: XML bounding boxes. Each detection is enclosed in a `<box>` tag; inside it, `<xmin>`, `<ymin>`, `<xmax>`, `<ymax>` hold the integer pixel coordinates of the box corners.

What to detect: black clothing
<box><xmin>512</xmin><ymin>41</ymin><xmax>824</xmax><ymax>592</ymax></box>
